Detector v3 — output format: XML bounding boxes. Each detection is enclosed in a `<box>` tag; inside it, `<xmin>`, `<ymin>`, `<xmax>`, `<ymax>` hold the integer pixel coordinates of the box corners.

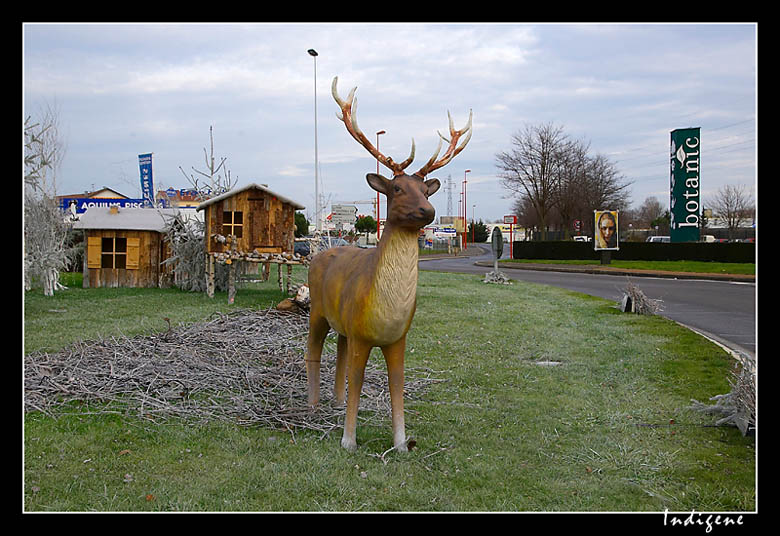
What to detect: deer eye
<box><xmin>393</xmin><ymin>185</ymin><xmax>402</xmax><ymax>193</ymax></box>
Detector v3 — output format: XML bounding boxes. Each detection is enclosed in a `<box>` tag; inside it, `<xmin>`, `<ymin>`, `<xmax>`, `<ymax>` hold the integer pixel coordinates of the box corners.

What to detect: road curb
<box><xmin>473</xmin><ymin>261</ymin><xmax>755</xmax><ymax>283</ymax></box>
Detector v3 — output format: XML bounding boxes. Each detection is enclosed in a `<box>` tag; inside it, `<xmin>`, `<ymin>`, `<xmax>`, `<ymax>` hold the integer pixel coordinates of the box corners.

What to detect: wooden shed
<box><xmin>196</xmin><ymin>184</ymin><xmax>305</xmax><ymax>302</ymax></box>
<box><xmin>197</xmin><ymin>183</ymin><xmax>305</xmax><ymax>256</ymax></box>
<box><xmin>73</xmin><ymin>207</ymin><xmax>179</xmax><ymax>288</ymax></box>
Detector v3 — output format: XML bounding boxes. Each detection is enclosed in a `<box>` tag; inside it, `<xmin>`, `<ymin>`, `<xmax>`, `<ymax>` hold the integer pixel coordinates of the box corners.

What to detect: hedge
<box><xmin>511</xmin><ymin>241</ymin><xmax>756</xmax><ymax>263</ymax></box>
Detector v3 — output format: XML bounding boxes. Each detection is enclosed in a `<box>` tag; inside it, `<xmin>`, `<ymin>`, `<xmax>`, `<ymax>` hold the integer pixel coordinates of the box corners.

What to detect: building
<box><xmin>197</xmin><ymin>183</ymin><xmax>305</xmax><ymax>256</ymax></box>
<box><xmin>73</xmin><ymin>206</ymin><xmax>178</xmax><ymax>288</ymax></box>
<box><xmin>57</xmin><ymin>187</ymin><xmax>143</xmax><ymax>221</ymax></box>
<box><xmin>196</xmin><ymin>183</ymin><xmax>306</xmax><ymax>301</ymax></box>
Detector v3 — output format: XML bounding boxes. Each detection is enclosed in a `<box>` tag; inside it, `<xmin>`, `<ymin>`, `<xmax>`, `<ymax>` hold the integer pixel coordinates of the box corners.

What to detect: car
<box><xmin>294</xmin><ymin>240</ymin><xmax>311</xmax><ymax>257</ymax></box>
<box><xmin>319</xmin><ymin>237</ymin><xmax>350</xmax><ymax>249</ymax></box>
<box><xmin>646</xmin><ymin>236</ymin><xmax>670</xmax><ymax>243</ymax></box>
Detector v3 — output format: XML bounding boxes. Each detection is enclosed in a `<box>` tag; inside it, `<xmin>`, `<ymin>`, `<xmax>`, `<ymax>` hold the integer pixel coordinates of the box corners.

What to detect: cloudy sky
<box><xmin>23</xmin><ymin>23</ymin><xmax>756</xmax><ymax>226</ymax></box>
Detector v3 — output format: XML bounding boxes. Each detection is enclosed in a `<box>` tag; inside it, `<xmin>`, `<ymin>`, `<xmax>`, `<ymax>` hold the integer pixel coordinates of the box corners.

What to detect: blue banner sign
<box><xmin>138</xmin><ymin>153</ymin><xmax>154</xmax><ymax>207</ymax></box>
<box><xmin>61</xmin><ymin>197</ymin><xmax>147</xmax><ymax>214</ymax></box>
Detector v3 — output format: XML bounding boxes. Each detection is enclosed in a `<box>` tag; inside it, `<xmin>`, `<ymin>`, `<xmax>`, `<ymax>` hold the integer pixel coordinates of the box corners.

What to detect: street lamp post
<box><xmin>458</xmin><ymin>193</ymin><xmax>462</xmax><ymax>250</ymax></box>
<box><xmin>472</xmin><ymin>204</ymin><xmax>476</xmax><ymax>243</ymax></box>
<box><xmin>308</xmin><ymin>48</ymin><xmax>320</xmax><ymax>232</ymax></box>
<box><xmin>376</xmin><ymin>130</ymin><xmax>385</xmax><ymax>240</ymax></box>
<box><xmin>462</xmin><ymin>169</ymin><xmax>471</xmax><ymax>249</ymax></box>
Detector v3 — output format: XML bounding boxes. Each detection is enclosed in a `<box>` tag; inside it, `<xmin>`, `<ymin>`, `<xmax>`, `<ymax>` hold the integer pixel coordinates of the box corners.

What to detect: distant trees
<box><xmin>354</xmin><ymin>215</ymin><xmax>377</xmax><ymax>236</ymax></box>
<box><xmin>708</xmin><ymin>184</ymin><xmax>755</xmax><ymax>240</ymax></box>
<box><xmin>496</xmin><ymin>122</ymin><xmax>631</xmax><ymax>240</ymax></box>
<box><xmin>295</xmin><ymin>212</ymin><xmax>310</xmax><ymax>237</ymax></box>
<box><xmin>467</xmin><ymin>220</ymin><xmax>489</xmax><ymax>243</ymax></box>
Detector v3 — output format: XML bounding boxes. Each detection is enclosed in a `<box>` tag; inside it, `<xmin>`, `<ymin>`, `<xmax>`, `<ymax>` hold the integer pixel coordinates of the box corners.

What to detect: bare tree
<box><xmin>166</xmin><ymin>126</ymin><xmax>236</xmax><ymax>291</ymax></box>
<box><xmin>496</xmin><ymin>123</ymin><xmax>570</xmax><ymax>240</ymax></box>
<box><xmin>577</xmin><ymin>153</ymin><xmax>632</xmax><ymax>237</ymax></box>
<box><xmin>552</xmin><ymin>138</ymin><xmax>590</xmax><ymax>239</ymax></box>
<box><xmin>636</xmin><ymin>196</ymin><xmax>666</xmax><ymax>229</ymax></box>
<box><xmin>708</xmin><ymin>184</ymin><xmax>755</xmax><ymax>240</ymax></box>
<box><xmin>24</xmin><ymin>104</ymin><xmax>74</xmax><ymax>296</ymax></box>
<box><xmin>178</xmin><ymin>125</ymin><xmax>237</xmax><ymax>200</ymax></box>
<box><xmin>23</xmin><ymin>103</ymin><xmax>65</xmax><ymax>194</ymax></box>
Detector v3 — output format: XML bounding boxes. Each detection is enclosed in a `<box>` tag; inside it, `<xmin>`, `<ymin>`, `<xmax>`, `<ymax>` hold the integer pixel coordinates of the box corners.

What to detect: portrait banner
<box><xmin>594</xmin><ymin>210</ymin><xmax>619</xmax><ymax>251</ymax></box>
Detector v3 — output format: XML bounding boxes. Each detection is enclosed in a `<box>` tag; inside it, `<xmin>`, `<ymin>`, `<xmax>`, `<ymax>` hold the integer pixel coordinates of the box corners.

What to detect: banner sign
<box><xmin>432</xmin><ymin>226</ymin><xmax>457</xmax><ymax>239</ymax></box>
<box><xmin>670</xmin><ymin>128</ymin><xmax>701</xmax><ymax>242</ymax></box>
<box><xmin>594</xmin><ymin>210</ymin><xmax>619</xmax><ymax>251</ymax></box>
<box><xmin>60</xmin><ymin>197</ymin><xmax>147</xmax><ymax>215</ymax></box>
<box><xmin>138</xmin><ymin>153</ymin><xmax>154</xmax><ymax>207</ymax></box>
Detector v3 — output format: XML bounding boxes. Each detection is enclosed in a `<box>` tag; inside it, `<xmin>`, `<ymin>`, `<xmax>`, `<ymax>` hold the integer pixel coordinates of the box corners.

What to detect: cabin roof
<box><xmin>196</xmin><ymin>183</ymin><xmax>305</xmax><ymax>211</ymax></box>
<box><xmin>72</xmin><ymin>207</ymin><xmax>179</xmax><ymax>232</ymax></box>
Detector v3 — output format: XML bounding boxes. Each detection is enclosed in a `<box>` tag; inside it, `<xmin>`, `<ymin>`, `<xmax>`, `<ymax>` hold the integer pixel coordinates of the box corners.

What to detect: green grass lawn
<box><xmin>23</xmin><ymin>270</ymin><xmax>755</xmax><ymax>512</ymax></box>
<box><xmin>501</xmin><ymin>259</ymin><xmax>755</xmax><ymax>275</ymax></box>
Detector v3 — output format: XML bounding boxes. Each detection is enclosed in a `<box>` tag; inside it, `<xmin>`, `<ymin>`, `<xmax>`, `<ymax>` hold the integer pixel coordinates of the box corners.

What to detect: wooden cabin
<box><xmin>73</xmin><ymin>207</ymin><xmax>179</xmax><ymax>288</ymax></box>
<box><xmin>197</xmin><ymin>183</ymin><xmax>305</xmax><ymax>256</ymax></box>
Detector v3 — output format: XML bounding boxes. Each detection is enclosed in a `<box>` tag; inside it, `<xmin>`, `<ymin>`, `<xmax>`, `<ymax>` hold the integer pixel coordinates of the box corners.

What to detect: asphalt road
<box><xmin>419</xmin><ymin>246</ymin><xmax>756</xmax><ymax>359</ymax></box>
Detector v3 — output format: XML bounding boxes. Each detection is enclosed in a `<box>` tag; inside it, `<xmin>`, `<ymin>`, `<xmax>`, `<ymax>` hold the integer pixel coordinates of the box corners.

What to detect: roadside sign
<box><xmin>331</xmin><ymin>204</ymin><xmax>358</xmax><ymax>225</ymax></box>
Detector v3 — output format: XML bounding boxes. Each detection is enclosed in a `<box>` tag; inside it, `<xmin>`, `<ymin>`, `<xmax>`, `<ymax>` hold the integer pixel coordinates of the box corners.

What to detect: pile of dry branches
<box><xmin>24</xmin><ymin>308</ymin><xmax>444</xmax><ymax>438</ymax></box>
<box><xmin>690</xmin><ymin>353</ymin><xmax>756</xmax><ymax>436</ymax></box>
<box><xmin>620</xmin><ymin>279</ymin><xmax>664</xmax><ymax>315</ymax></box>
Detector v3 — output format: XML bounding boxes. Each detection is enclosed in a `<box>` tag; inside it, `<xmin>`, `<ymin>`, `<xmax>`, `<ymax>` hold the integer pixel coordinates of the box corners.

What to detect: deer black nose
<box><xmin>419</xmin><ymin>206</ymin><xmax>435</xmax><ymax>222</ymax></box>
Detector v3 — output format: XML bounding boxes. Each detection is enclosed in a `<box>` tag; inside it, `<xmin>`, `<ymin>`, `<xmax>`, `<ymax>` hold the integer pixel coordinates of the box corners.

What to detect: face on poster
<box><xmin>594</xmin><ymin>210</ymin><xmax>618</xmax><ymax>251</ymax></box>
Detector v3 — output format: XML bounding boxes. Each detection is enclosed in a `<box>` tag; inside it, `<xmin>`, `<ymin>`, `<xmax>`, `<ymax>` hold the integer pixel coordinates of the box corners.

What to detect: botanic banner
<box><xmin>670</xmin><ymin>128</ymin><xmax>701</xmax><ymax>243</ymax></box>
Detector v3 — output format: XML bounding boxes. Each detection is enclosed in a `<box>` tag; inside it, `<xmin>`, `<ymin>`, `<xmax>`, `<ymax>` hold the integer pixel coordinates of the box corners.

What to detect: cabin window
<box><xmin>101</xmin><ymin>237</ymin><xmax>127</xmax><ymax>269</ymax></box>
<box><xmin>222</xmin><ymin>210</ymin><xmax>243</xmax><ymax>238</ymax></box>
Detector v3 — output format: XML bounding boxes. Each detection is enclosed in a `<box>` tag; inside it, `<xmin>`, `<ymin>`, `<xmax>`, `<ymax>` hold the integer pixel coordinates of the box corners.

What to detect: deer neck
<box><xmin>369</xmin><ymin>224</ymin><xmax>419</xmax><ymax>321</ymax></box>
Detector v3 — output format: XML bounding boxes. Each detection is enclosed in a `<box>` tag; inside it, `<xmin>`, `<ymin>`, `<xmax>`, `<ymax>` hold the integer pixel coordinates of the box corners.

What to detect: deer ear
<box><xmin>424</xmin><ymin>178</ymin><xmax>441</xmax><ymax>196</ymax></box>
<box><xmin>366</xmin><ymin>173</ymin><xmax>391</xmax><ymax>194</ymax></box>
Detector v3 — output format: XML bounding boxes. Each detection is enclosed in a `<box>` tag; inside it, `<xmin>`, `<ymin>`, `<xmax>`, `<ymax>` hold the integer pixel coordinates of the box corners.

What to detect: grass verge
<box><xmin>24</xmin><ymin>270</ymin><xmax>755</xmax><ymax>511</ymax></box>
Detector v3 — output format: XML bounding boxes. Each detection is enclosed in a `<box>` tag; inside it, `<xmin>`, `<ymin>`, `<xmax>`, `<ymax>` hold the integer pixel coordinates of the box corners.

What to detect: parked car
<box><xmin>294</xmin><ymin>240</ymin><xmax>311</xmax><ymax>257</ymax></box>
<box><xmin>319</xmin><ymin>237</ymin><xmax>349</xmax><ymax>249</ymax></box>
<box><xmin>646</xmin><ymin>236</ymin><xmax>670</xmax><ymax>243</ymax></box>
<box><xmin>294</xmin><ymin>236</ymin><xmax>351</xmax><ymax>257</ymax></box>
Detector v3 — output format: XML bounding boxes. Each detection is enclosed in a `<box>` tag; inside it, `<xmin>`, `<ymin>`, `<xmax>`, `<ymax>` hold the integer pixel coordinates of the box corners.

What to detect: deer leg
<box><xmin>381</xmin><ymin>336</ymin><xmax>408</xmax><ymax>452</ymax></box>
<box><xmin>334</xmin><ymin>334</ymin><xmax>348</xmax><ymax>405</ymax></box>
<box><xmin>341</xmin><ymin>337</ymin><xmax>371</xmax><ymax>451</ymax></box>
<box><xmin>305</xmin><ymin>313</ymin><xmax>330</xmax><ymax>407</ymax></box>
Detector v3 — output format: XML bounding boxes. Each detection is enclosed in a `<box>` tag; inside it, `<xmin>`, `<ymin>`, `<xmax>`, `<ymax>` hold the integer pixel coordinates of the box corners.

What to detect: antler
<box><xmin>332</xmin><ymin>77</ymin><xmax>415</xmax><ymax>177</ymax></box>
<box><xmin>331</xmin><ymin>76</ymin><xmax>473</xmax><ymax>178</ymax></box>
<box><xmin>414</xmin><ymin>109</ymin><xmax>473</xmax><ymax>178</ymax></box>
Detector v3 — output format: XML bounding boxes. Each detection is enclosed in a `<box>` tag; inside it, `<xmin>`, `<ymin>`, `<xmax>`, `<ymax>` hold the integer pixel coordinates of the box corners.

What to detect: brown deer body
<box><xmin>306</xmin><ymin>77</ymin><xmax>471</xmax><ymax>451</ymax></box>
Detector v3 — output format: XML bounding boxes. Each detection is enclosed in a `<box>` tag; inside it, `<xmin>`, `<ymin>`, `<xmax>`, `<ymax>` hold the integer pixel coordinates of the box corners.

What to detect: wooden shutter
<box><xmin>87</xmin><ymin>236</ymin><xmax>102</xmax><ymax>268</ymax></box>
<box><xmin>126</xmin><ymin>238</ymin><xmax>141</xmax><ymax>269</ymax></box>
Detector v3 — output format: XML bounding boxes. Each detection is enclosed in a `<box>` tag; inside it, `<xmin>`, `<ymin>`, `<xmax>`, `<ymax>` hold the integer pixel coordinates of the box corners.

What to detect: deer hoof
<box><xmin>341</xmin><ymin>437</ymin><xmax>358</xmax><ymax>451</ymax></box>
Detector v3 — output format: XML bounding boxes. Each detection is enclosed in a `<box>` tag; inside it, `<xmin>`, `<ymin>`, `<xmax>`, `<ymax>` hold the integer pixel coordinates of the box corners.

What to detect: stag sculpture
<box><xmin>306</xmin><ymin>76</ymin><xmax>472</xmax><ymax>451</ymax></box>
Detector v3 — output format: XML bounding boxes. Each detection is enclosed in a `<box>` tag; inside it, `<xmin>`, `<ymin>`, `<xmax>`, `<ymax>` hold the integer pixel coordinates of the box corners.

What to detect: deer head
<box><xmin>365</xmin><ymin>172</ymin><xmax>440</xmax><ymax>230</ymax></box>
<box><xmin>305</xmin><ymin>77</ymin><xmax>472</xmax><ymax>452</ymax></box>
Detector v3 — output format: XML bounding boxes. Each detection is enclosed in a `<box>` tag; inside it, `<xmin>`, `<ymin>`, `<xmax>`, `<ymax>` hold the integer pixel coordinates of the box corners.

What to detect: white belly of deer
<box><xmin>367</xmin><ymin>232</ymin><xmax>418</xmax><ymax>346</ymax></box>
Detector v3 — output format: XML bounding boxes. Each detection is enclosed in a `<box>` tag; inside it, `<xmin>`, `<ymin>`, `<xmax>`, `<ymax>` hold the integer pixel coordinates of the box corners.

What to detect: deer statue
<box><xmin>305</xmin><ymin>76</ymin><xmax>472</xmax><ymax>452</ymax></box>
